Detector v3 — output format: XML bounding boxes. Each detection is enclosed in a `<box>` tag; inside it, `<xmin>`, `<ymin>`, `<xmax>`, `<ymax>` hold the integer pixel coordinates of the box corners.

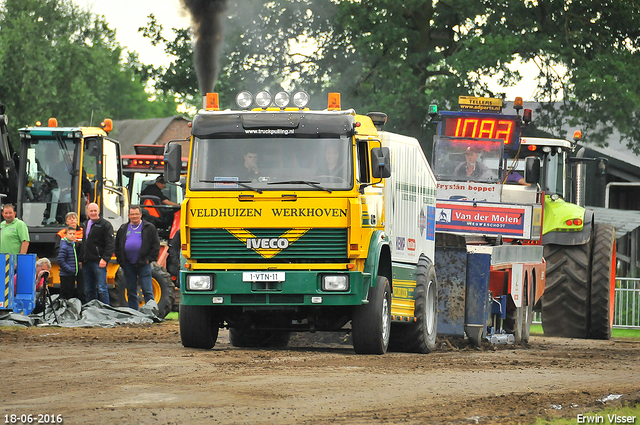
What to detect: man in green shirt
<box><xmin>0</xmin><ymin>204</ymin><xmax>30</xmax><ymax>254</ymax></box>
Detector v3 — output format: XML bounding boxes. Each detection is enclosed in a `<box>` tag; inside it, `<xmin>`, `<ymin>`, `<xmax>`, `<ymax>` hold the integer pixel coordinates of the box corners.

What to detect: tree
<box><xmin>0</xmin><ymin>0</ymin><xmax>177</xmax><ymax>145</ymax></box>
<box><xmin>141</xmin><ymin>0</ymin><xmax>640</xmax><ymax>153</ymax></box>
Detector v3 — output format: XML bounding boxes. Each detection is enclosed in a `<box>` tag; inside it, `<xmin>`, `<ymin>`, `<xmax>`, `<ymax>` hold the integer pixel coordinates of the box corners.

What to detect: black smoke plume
<box><xmin>180</xmin><ymin>0</ymin><xmax>228</xmax><ymax>94</ymax></box>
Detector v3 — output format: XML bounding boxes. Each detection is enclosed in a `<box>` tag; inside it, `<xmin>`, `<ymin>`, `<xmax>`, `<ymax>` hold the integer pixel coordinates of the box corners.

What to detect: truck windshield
<box><xmin>432</xmin><ymin>136</ymin><xmax>503</xmax><ymax>183</ymax></box>
<box><xmin>22</xmin><ymin>138</ymin><xmax>76</xmax><ymax>227</ymax></box>
<box><xmin>189</xmin><ymin>137</ymin><xmax>353</xmax><ymax>191</ymax></box>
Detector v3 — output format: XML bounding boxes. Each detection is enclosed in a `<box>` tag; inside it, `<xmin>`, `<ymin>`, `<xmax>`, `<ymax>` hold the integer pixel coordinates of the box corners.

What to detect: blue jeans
<box><xmin>83</xmin><ymin>261</ymin><xmax>109</xmax><ymax>304</ymax></box>
<box><xmin>122</xmin><ymin>262</ymin><xmax>154</xmax><ymax>310</ymax></box>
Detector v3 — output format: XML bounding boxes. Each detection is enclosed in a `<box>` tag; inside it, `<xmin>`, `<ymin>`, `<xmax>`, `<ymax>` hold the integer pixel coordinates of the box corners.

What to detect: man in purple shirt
<box><xmin>505</xmin><ymin>170</ymin><xmax>530</xmax><ymax>185</ymax></box>
<box><xmin>115</xmin><ymin>205</ymin><xmax>160</xmax><ymax>310</ymax></box>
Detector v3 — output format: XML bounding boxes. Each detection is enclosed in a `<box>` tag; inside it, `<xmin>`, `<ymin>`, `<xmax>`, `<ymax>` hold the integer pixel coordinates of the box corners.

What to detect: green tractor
<box><xmin>518</xmin><ymin>134</ymin><xmax>616</xmax><ymax>339</ymax></box>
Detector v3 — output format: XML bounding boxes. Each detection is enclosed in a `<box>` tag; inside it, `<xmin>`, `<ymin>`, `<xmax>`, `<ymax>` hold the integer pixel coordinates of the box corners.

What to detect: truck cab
<box><xmin>165</xmin><ymin>91</ymin><xmax>439</xmax><ymax>354</ymax></box>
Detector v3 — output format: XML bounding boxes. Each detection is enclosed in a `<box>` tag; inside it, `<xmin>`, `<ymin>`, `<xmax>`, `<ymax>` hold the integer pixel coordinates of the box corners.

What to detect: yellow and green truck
<box><xmin>164</xmin><ymin>91</ymin><xmax>438</xmax><ymax>354</ymax></box>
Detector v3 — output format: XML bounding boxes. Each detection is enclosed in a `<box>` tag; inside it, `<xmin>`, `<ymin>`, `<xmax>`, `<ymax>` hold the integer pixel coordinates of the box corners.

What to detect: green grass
<box><xmin>530</xmin><ymin>324</ymin><xmax>640</xmax><ymax>340</ymax></box>
<box><xmin>531</xmin><ymin>404</ymin><xmax>640</xmax><ymax>424</ymax></box>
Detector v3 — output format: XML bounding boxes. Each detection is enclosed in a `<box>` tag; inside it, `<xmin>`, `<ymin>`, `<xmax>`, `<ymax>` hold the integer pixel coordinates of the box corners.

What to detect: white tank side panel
<box><xmin>380</xmin><ymin>131</ymin><xmax>436</xmax><ymax>265</ymax></box>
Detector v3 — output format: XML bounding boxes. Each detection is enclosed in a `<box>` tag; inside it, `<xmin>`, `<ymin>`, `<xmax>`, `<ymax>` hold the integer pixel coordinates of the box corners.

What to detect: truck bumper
<box><xmin>180</xmin><ymin>270</ymin><xmax>370</xmax><ymax>307</ymax></box>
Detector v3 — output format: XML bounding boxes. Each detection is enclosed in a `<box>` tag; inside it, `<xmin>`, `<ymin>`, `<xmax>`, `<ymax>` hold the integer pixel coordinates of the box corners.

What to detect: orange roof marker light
<box><xmin>48</xmin><ymin>118</ymin><xmax>58</xmax><ymax>127</ymax></box>
<box><xmin>101</xmin><ymin>118</ymin><xmax>113</xmax><ymax>133</ymax></box>
<box><xmin>573</xmin><ymin>130</ymin><xmax>582</xmax><ymax>142</ymax></box>
<box><xmin>514</xmin><ymin>96</ymin><xmax>523</xmax><ymax>111</ymax></box>
<box><xmin>328</xmin><ymin>93</ymin><xmax>341</xmax><ymax>111</ymax></box>
<box><xmin>206</xmin><ymin>93</ymin><xmax>219</xmax><ymax>111</ymax></box>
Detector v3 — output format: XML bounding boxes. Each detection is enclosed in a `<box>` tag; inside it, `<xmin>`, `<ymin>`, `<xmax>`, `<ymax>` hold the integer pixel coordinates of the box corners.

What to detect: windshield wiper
<box><xmin>268</xmin><ymin>180</ymin><xmax>332</xmax><ymax>193</ymax></box>
<box><xmin>202</xmin><ymin>179</ymin><xmax>262</xmax><ymax>194</ymax></box>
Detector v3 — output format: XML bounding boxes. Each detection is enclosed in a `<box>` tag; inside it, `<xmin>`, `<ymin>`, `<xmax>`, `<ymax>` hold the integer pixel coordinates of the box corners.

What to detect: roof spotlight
<box><xmin>274</xmin><ymin>91</ymin><xmax>290</xmax><ymax>108</ymax></box>
<box><xmin>236</xmin><ymin>91</ymin><xmax>253</xmax><ymax>109</ymax></box>
<box><xmin>292</xmin><ymin>91</ymin><xmax>310</xmax><ymax>108</ymax></box>
<box><xmin>255</xmin><ymin>90</ymin><xmax>272</xmax><ymax>108</ymax></box>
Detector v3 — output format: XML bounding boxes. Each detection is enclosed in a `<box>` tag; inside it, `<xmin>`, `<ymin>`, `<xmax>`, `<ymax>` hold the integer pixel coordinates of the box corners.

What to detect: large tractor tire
<box><xmin>589</xmin><ymin>223</ymin><xmax>616</xmax><ymax>340</ymax></box>
<box><xmin>115</xmin><ymin>264</ymin><xmax>175</xmax><ymax>318</ymax></box>
<box><xmin>389</xmin><ymin>259</ymin><xmax>437</xmax><ymax>353</ymax></box>
<box><xmin>179</xmin><ymin>304</ymin><xmax>219</xmax><ymax>349</ymax></box>
<box><xmin>229</xmin><ymin>328</ymin><xmax>291</xmax><ymax>348</ymax></box>
<box><xmin>351</xmin><ymin>276</ymin><xmax>391</xmax><ymax>354</ymax></box>
<box><xmin>542</xmin><ymin>241</ymin><xmax>591</xmax><ymax>338</ymax></box>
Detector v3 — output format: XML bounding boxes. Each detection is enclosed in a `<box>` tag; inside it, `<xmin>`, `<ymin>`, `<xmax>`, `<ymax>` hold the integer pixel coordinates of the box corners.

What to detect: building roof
<box><xmin>587</xmin><ymin>206</ymin><xmax>640</xmax><ymax>239</ymax></box>
<box><xmin>110</xmin><ymin>116</ymin><xmax>188</xmax><ymax>155</ymax></box>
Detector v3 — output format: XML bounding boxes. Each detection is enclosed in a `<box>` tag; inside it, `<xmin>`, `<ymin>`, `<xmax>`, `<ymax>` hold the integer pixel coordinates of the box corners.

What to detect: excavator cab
<box><xmin>16</xmin><ymin>122</ymin><xmax>128</xmax><ymax>261</ymax></box>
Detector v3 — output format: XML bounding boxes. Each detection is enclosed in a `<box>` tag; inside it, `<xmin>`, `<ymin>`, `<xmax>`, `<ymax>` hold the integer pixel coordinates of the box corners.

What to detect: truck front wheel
<box><xmin>179</xmin><ymin>305</ymin><xmax>219</xmax><ymax>349</ymax></box>
<box><xmin>589</xmin><ymin>223</ymin><xmax>616</xmax><ymax>340</ymax></box>
<box><xmin>352</xmin><ymin>276</ymin><xmax>391</xmax><ymax>355</ymax></box>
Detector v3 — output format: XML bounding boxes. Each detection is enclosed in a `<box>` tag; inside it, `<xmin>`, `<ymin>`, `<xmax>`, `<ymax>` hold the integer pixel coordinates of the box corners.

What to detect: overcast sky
<box><xmin>73</xmin><ymin>0</ymin><xmax>191</xmax><ymax>67</ymax></box>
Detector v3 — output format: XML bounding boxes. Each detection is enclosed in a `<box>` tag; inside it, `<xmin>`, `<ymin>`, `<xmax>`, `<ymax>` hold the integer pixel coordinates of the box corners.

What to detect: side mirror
<box><xmin>371</xmin><ymin>147</ymin><xmax>391</xmax><ymax>179</ymax></box>
<box><xmin>524</xmin><ymin>156</ymin><xmax>541</xmax><ymax>184</ymax></box>
<box><xmin>164</xmin><ymin>143</ymin><xmax>182</xmax><ymax>183</ymax></box>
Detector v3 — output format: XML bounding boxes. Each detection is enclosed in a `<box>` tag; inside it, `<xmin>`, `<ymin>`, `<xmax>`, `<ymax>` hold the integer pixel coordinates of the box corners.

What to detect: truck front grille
<box><xmin>190</xmin><ymin>228</ymin><xmax>348</xmax><ymax>263</ymax></box>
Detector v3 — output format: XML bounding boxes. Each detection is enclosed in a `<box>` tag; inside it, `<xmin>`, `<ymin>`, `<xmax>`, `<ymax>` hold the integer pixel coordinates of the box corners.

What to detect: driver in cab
<box><xmin>454</xmin><ymin>146</ymin><xmax>494</xmax><ymax>181</ymax></box>
<box><xmin>140</xmin><ymin>175</ymin><xmax>179</xmax><ymax>207</ymax></box>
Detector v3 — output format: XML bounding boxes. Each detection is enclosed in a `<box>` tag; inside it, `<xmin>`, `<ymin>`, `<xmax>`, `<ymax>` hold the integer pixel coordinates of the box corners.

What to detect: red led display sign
<box><xmin>444</xmin><ymin>117</ymin><xmax>516</xmax><ymax>144</ymax></box>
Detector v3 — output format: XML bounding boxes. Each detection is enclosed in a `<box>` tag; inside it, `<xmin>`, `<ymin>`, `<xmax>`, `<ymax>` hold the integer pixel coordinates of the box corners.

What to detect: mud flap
<box><xmin>464</xmin><ymin>252</ymin><xmax>491</xmax><ymax>346</ymax></box>
<box><xmin>435</xmin><ymin>234</ymin><xmax>491</xmax><ymax>346</ymax></box>
<box><xmin>436</xmin><ymin>234</ymin><xmax>467</xmax><ymax>337</ymax></box>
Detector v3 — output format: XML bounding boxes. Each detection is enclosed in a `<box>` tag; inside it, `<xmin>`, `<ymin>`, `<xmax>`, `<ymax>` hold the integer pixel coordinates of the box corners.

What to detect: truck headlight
<box><xmin>293</xmin><ymin>91</ymin><xmax>310</xmax><ymax>108</ymax></box>
<box><xmin>236</xmin><ymin>90</ymin><xmax>253</xmax><ymax>109</ymax></box>
<box><xmin>322</xmin><ymin>275</ymin><xmax>349</xmax><ymax>291</ymax></box>
<box><xmin>255</xmin><ymin>90</ymin><xmax>272</xmax><ymax>108</ymax></box>
<box><xmin>186</xmin><ymin>275</ymin><xmax>213</xmax><ymax>291</ymax></box>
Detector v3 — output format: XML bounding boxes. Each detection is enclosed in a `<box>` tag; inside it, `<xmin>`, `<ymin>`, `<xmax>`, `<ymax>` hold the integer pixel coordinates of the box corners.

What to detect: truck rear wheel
<box><xmin>179</xmin><ymin>305</ymin><xmax>219</xmax><ymax>349</ymax></box>
<box><xmin>542</xmin><ymin>241</ymin><xmax>591</xmax><ymax>338</ymax></box>
<box><xmin>229</xmin><ymin>328</ymin><xmax>291</xmax><ymax>348</ymax></box>
<box><xmin>589</xmin><ymin>223</ymin><xmax>616</xmax><ymax>340</ymax></box>
<box><xmin>389</xmin><ymin>260</ymin><xmax>437</xmax><ymax>353</ymax></box>
<box><xmin>352</xmin><ymin>276</ymin><xmax>391</xmax><ymax>354</ymax></box>
<box><xmin>115</xmin><ymin>264</ymin><xmax>175</xmax><ymax>318</ymax></box>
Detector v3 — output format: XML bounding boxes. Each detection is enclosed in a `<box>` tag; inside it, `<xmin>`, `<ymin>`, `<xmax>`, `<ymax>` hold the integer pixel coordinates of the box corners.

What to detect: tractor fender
<box><xmin>363</xmin><ymin>231</ymin><xmax>392</xmax><ymax>292</ymax></box>
<box><xmin>542</xmin><ymin>209</ymin><xmax>594</xmax><ymax>246</ymax></box>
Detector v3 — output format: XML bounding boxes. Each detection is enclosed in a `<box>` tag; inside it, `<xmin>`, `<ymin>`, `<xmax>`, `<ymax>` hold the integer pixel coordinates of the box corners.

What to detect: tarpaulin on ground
<box><xmin>0</xmin><ymin>297</ymin><xmax>162</xmax><ymax>328</ymax></box>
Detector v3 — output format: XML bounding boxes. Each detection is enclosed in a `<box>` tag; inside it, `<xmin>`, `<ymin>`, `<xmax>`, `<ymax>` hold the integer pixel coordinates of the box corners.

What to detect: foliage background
<box><xmin>2</xmin><ymin>0</ymin><xmax>640</xmax><ymax>156</ymax></box>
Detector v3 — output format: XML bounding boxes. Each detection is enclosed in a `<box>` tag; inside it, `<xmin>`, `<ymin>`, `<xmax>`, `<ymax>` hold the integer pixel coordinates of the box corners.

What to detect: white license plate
<box><xmin>242</xmin><ymin>272</ymin><xmax>285</xmax><ymax>282</ymax></box>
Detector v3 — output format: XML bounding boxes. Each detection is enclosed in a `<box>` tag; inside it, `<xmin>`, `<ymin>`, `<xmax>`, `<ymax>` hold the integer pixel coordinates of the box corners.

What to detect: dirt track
<box><xmin>1</xmin><ymin>321</ymin><xmax>639</xmax><ymax>425</ymax></box>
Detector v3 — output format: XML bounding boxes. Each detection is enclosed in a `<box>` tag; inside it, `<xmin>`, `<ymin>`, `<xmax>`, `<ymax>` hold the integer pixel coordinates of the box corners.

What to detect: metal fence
<box><xmin>613</xmin><ymin>277</ymin><xmax>640</xmax><ymax>329</ymax></box>
<box><xmin>532</xmin><ymin>277</ymin><xmax>640</xmax><ymax>329</ymax></box>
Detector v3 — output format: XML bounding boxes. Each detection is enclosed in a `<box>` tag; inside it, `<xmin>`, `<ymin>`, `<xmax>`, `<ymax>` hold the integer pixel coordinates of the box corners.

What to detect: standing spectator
<box><xmin>57</xmin><ymin>227</ymin><xmax>79</xmax><ymax>300</ymax></box>
<box><xmin>0</xmin><ymin>203</ymin><xmax>29</xmax><ymax>254</ymax></box>
<box><xmin>55</xmin><ymin>212</ymin><xmax>86</xmax><ymax>302</ymax></box>
<box><xmin>115</xmin><ymin>205</ymin><xmax>160</xmax><ymax>310</ymax></box>
<box><xmin>82</xmin><ymin>203</ymin><xmax>114</xmax><ymax>304</ymax></box>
